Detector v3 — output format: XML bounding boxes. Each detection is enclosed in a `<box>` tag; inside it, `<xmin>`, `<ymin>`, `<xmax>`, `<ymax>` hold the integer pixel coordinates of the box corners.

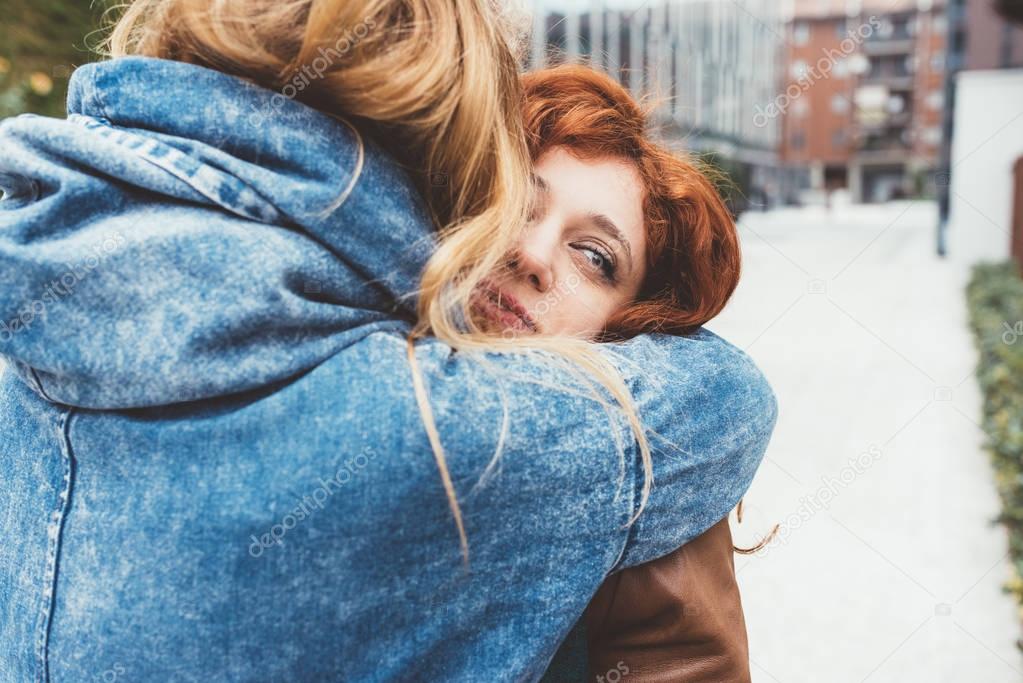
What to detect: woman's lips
<box><xmin>471</xmin><ymin>284</ymin><xmax>538</xmax><ymax>333</ymax></box>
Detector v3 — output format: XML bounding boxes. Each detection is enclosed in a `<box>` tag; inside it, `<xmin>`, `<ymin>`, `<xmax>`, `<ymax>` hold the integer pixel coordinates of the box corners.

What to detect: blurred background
<box><xmin>4</xmin><ymin>0</ymin><xmax>1023</xmax><ymax>680</ymax></box>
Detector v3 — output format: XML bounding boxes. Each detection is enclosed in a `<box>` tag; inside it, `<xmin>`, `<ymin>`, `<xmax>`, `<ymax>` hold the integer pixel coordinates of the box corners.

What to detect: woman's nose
<box><xmin>513</xmin><ymin>246</ymin><xmax>554</xmax><ymax>293</ymax></box>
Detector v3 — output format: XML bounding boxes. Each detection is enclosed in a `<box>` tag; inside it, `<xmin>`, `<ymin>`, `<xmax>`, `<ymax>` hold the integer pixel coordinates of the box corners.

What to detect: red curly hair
<box><xmin>520</xmin><ymin>65</ymin><xmax>741</xmax><ymax>338</ymax></box>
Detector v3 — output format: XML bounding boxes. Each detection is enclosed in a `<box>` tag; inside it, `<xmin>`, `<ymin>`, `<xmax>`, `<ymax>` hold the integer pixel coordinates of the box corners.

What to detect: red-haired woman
<box><xmin>473</xmin><ymin>65</ymin><xmax>739</xmax><ymax>342</ymax></box>
<box><xmin>478</xmin><ymin>65</ymin><xmax>761</xmax><ymax>682</ymax></box>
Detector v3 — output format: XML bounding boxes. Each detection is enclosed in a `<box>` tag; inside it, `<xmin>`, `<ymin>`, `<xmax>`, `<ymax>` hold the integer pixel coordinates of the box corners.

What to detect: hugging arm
<box><xmin>406</xmin><ymin>332</ymin><xmax>773</xmax><ymax>680</ymax></box>
<box><xmin>404</xmin><ymin>329</ymin><xmax>777</xmax><ymax>571</ymax></box>
<box><xmin>595</xmin><ymin>333</ymin><xmax>777</xmax><ymax>569</ymax></box>
<box><xmin>0</xmin><ymin>82</ymin><xmax>776</xmax><ymax>604</ymax></box>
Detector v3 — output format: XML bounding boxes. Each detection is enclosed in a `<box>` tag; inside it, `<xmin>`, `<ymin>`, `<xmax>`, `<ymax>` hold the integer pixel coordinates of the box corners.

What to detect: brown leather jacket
<box><xmin>584</xmin><ymin>517</ymin><xmax>750</xmax><ymax>682</ymax></box>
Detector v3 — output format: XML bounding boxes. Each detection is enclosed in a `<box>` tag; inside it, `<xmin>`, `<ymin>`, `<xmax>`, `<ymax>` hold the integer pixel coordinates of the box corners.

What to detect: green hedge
<box><xmin>966</xmin><ymin>261</ymin><xmax>1023</xmax><ymax>612</ymax></box>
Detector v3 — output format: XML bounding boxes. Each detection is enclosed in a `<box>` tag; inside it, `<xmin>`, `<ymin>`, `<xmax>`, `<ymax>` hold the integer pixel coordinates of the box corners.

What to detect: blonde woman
<box><xmin>0</xmin><ymin>1</ymin><xmax>776</xmax><ymax>681</ymax></box>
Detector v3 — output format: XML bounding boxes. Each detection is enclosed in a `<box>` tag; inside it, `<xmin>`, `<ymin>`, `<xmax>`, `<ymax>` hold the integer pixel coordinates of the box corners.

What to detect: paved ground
<box><xmin>711</xmin><ymin>201</ymin><xmax>1022</xmax><ymax>682</ymax></box>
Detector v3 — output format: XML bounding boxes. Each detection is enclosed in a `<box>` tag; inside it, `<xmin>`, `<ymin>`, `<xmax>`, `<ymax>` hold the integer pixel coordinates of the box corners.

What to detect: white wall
<box><xmin>947</xmin><ymin>69</ymin><xmax>1023</xmax><ymax>265</ymax></box>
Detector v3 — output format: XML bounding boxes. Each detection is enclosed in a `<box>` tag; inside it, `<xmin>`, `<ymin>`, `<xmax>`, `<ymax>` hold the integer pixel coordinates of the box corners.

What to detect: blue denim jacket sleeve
<box><xmin>0</xmin><ymin>57</ymin><xmax>777</xmax><ymax>570</ymax></box>
<box><xmin>597</xmin><ymin>332</ymin><xmax>776</xmax><ymax>567</ymax></box>
<box><xmin>404</xmin><ymin>330</ymin><xmax>777</xmax><ymax>570</ymax></box>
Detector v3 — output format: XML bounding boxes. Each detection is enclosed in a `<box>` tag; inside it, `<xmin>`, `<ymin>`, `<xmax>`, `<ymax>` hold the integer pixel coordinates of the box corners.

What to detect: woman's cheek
<box><xmin>561</xmin><ymin>292</ymin><xmax>614</xmax><ymax>339</ymax></box>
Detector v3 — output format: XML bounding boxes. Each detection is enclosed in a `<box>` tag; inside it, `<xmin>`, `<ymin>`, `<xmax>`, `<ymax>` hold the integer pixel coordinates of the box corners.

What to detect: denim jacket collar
<box><xmin>67</xmin><ymin>57</ymin><xmax>364</xmax><ymax>225</ymax></box>
<box><xmin>0</xmin><ymin>56</ymin><xmax>434</xmax><ymax>407</ymax></box>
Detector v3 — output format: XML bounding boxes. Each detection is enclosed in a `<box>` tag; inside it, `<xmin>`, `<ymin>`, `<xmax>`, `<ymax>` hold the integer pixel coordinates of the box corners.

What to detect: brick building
<box><xmin>780</xmin><ymin>0</ymin><xmax>948</xmax><ymax>203</ymax></box>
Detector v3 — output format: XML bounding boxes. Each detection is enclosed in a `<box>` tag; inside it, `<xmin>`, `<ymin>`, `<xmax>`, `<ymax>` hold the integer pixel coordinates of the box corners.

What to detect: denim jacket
<box><xmin>0</xmin><ymin>57</ymin><xmax>777</xmax><ymax>682</ymax></box>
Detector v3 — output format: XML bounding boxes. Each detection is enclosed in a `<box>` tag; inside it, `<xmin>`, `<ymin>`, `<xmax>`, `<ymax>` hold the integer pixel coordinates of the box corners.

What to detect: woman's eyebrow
<box><xmin>531</xmin><ymin>173</ymin><xmax>550</xmax><ymax>194</ymax></box>
<box><xmin>586</xmin><ymin>212</ymin><xmax>633</xmax><ymax>274</ymax></box>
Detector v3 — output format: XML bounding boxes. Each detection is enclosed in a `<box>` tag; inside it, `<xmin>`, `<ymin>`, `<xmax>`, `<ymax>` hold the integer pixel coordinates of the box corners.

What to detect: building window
<box><xmin>835</xmin><ymin>19</ymin><xmax>847</xmax><ymax>40</ymax></box>
<box><xmin>791</xmin><ymin>131</ymin><xmax>806</xmax><ymax>149</ymax></box>
<box><xmin>792</xmin><ymin>98</ymin><xmax>809</xmax><ymax>118</ymax></box>
<box><xmin>931</xmin><ymin>51</ymin><xmax>945</xmax><ymax>71</ymax></box>
<box><xmin>833</xmin><ymin>59</ymin><xmax>849</xmax><ymax>78</ymax></box>
<box><xmin>922</xmin><ymin>127</ymin><xmax>942</xmax><ymax>146</ymax></box>
<box><xmin>933</xmin><ymin>13</ymin><xmax>947</xmax><ymax>34</ymax></box>
<box><xmin>793</xmin><ymin>22</ymin><xmax>809</xmax><ymax>46</ymax></box>
<box><xmin>926</xmin><ymin>89</ymin><xmax>944</xmax><ymax>110</ymax></box>
<box><xmin>831</xmin><ymin>94</ymin><xmax>850</xmax><ymax>113</ymax></box>
<box><xmin>790</xmin><ymin>59</ymin><xmax>809</xmax><ymax>79</ymax></box>
<box><xmin>832</xmin><ymin>129</ymin><xmax>847</xmax><ymax>148</ymax></box>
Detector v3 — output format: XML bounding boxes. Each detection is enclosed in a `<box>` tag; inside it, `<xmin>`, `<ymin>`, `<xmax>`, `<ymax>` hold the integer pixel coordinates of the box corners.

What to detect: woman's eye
<box><xmin>577</xmin><ymin>245</ymin><xmax>616</xmax><ymax>283</ymax></box>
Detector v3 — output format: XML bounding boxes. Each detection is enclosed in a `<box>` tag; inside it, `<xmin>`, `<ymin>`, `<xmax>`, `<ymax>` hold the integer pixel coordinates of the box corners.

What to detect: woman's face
<box><xmin>472</xmin><ymin>146</ymin><xmax>647</xmax><ymax>339</ymax></box>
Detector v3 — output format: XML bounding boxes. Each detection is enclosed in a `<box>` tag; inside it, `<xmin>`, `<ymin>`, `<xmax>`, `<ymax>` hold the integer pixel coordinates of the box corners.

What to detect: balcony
<box><xmin>862</xmin><ymin>72</ymin><xmax>914</xmax><ymax>89</ymax></box>
<box><xmin>862</xmin><ymin>38</ymin><xmax>914</xmax><ymax>56</ymax></box>
<box><xmin>859</xmin><ymin>136</ymin><xmax>910</xmax><ymax>152</ymax></box>
<box><xmin>862</xmin><ymin>57</ymin><xmax>914</xmax><ymax>89</ymax></box>
<box><xmin>854</xmin><ymin>129</ymin><xmax>913</xmax><ymax>163</ymax></box>
<box><xmin>857</xmin><ymin>109</ymin><xmax>913</xmax><ymax>131</ymax></box>
<box><xmin>863</xmin><ymin>15</ymin><xmax>915</xmax><ymax>55</ymax></box>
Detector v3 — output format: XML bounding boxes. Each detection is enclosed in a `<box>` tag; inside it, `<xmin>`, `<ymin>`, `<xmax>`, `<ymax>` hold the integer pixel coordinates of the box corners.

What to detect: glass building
<box><xmin>528</xmin><ymin>0</ymin><xmax>786</xmax><ymax>211</ymax></box>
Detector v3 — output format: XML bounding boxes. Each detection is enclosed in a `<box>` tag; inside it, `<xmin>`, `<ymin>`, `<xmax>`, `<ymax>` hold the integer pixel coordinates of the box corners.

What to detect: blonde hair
<box><xmin>107</xmin><ymin>0</ymin><xmax>654</xmax><ymax>564</ymax></box>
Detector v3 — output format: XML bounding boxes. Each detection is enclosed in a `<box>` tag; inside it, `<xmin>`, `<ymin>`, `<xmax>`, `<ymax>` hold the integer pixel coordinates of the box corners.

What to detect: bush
<box><xmin>966</xmin><ymin>261</ymin><xmax>1023</xmax><ymax>613</ymax></box>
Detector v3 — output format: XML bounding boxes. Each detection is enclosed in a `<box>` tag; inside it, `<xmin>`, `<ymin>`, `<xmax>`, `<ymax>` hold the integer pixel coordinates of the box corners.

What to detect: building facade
<box><xmin>780</xmin><ymin>0</ymin><xmax>948</xmax><ymax>204</ymax></box>
<box><xmin>963</xmin><ymin>0</ymin><xmax>1023</xmax><ymax>69</ymax></box>
<box><xmin>937</xmin><ymin>0</ymin><xmax>1023</xmax><ymax>256</ymax></box>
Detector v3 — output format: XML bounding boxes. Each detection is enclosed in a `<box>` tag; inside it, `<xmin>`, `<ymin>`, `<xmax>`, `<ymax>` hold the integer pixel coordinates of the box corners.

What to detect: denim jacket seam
<box><xmin>27</xmin><ymin>367</ymin><xmax>57</xmax><ymax>404</ymax></box>
<box><xmin>34</xmin><ymin>408</ymin><xmax>76</xmax><ymax>683</ymax></box>
<box><xmin>68</xmin><ymin>114</ymin><xmax>284</xmax><ymax>224</ymax></box>
<box><xmin>607</xmin><ymin>422</ymin><xmax>639</xmax><ymax>574</ymax></box>
<box><xmin>88</xmin><ymin>66</ymin><xmax>112</xmax><ymax>123</ymax></box>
